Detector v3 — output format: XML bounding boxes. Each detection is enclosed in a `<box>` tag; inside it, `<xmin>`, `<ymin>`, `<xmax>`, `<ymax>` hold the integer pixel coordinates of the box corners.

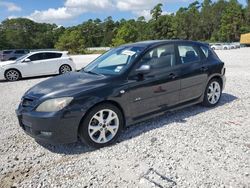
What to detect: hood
<box><xmin>0</xmin><ymin>60</ymin><xmax>17</xmax><ymax>67</ymax></box>
<box><xmin>25</xmin><ymin>71</ymin><xmax>110</xmax><ymax>99</ymax></box>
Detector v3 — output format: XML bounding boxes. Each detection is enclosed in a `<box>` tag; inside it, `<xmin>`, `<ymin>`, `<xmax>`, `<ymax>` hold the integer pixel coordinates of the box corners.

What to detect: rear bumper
<box><xmin>0</xmin><ymin>69</ymin><xmax>5</xmax><ymax>80</ymax></box>
<box><xmin>16</xmin><ymin>108</ymin><xmax>82</xmax><ymax>144</ymax></box>
<box><xmin>222</xmin><ymin>74</ymin><xmax>226</xmax><ymax>90</ymax></box>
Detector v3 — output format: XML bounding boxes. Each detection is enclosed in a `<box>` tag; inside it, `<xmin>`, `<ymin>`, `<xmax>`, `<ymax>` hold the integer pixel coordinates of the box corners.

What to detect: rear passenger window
<box><xmin>139</xmin><ymin>44</ymin><xmax>176</xmax><ymax>69</ymax></box>
<box><xmin>178</xmin><ymin>45</ymin><xmax>200</xmax><ymax>64</ymax></box>
<box><xmin>44</xmin><ymin>53</ymin><xmax>62</xmax><ymax>59</ymax></box>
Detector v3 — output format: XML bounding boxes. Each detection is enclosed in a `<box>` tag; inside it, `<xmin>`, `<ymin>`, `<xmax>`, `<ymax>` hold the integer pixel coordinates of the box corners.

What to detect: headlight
<box><xmin>36</xmin><ymin>97</ymin><xmax>73</xmax><ymax>112</ymax></box>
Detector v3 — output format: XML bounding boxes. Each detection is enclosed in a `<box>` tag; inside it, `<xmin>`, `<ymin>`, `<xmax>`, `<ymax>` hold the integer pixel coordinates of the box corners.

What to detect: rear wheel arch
<box><xmin>208</xmin><ymin>75</ymin><xmax>223</xmax><ymax>87</ymax></box>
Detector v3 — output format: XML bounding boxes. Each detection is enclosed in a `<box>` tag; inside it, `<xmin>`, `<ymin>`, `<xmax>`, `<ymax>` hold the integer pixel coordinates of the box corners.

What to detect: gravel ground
<box><xmin>0</xmin><ymin>48</ymin><xmax>250</xmax><ymax>188</ymax></box>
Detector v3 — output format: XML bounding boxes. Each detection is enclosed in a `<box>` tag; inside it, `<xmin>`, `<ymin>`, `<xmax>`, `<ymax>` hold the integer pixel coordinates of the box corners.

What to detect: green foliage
<box><xmin>0</xmin><ymin>0</ymin><xmax>249</xmax><ymax>52</ymax></box>
<box><xmin>55</xmin><ymin>29</ymin><xmax>85</xmax><ymax>54</ymax></box>
<box><xmin>112</xmin><ymin>21</ymin><xmax>139</xmax><ymax>46</ymax></box>
<box><xmin>219</xmin><ymin>0</ymin><xmax>244</xmax><ymax>41</ymax></box>
<box><xmin>151</xmin><ymin>3</ymin><xmax>163</xmax><ymax>20</ymax></box>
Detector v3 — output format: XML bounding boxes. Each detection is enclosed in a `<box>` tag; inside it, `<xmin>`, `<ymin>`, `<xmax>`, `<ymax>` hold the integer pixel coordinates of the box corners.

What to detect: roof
<box><xmin>28</xmin><ymin>51</ymin><xmax>68</xmax><ymax>55</ymax></box>
<box><xmin>121</xmin><ymin>40</ymin><xmax>208</xmax><ymax>48</ymax></box>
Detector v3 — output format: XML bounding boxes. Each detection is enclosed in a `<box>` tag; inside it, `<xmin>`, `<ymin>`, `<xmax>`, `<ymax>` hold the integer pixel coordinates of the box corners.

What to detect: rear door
<box><xmin>42</xmin><ymin>52</ymin><xmax>63</xmax><ymax>74</ymax></box>
<box><xmin>127</xmin><ymin>44</ymin><xmax>181</xmax><ymax>120</ymax></box>
<box><xmin>177</xmin><ymin>43</ymin><xmax>208</xmax><ymax>103</ymax></box>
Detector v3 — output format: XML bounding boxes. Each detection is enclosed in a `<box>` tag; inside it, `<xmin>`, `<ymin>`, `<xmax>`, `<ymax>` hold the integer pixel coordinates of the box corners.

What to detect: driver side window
<box><xmin>139</xmin><ymin>44</ymin><xmax>176</xmax><ymax>70</ymax></box>
<box><xmin>29</xmin><ymin>53</ymin><xmax>44</xmax><ymax>61</ymax></box>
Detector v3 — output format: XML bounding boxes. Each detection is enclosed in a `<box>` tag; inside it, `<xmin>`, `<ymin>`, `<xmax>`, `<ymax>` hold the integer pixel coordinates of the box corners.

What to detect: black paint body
<box><xmin>16</xmin><ymin>40</ymin><xmax>226</xmax><ymax>144</ymax></box>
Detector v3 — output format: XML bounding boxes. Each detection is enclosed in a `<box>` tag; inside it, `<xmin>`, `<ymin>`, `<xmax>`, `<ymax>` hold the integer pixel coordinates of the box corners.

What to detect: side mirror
<box><xmin>135</xmin><ymin>64</ymin><xmax>151</xmax><ymax>75</ymax></box>
<box><xmin>23</xmin><ymin>58</ymin><xmax>31</xmax><ymax>63</ymax></box>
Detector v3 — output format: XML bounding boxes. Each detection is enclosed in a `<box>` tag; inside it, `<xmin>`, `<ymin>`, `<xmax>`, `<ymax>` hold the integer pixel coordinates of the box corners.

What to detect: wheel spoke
<box><xmin>207</xmin><ymin>92</ymin><xmax>213</xmax><ymax>99</ymax></box>
<box><xmin>93</xmin><ymin>111</ymin><xmax>104</xmax><ymax>123</ymax></box>
<box><xmin>106</xmin><ymin>111</ymin><xmax>116</xmax><ymax>124</ymax></box>
<box><xmin>107</xmin><ymin>126</ymin><xmax>117</xmax><ymax>136</ymax></box>
<box><xmin>89</xmin><ymin>125</ymin><xmax>100</xmax><ymax>136</ymax></box>
<box><xmin>97</xmin><ymin>130</ymin><xmax>107</xmax><ymax>143</ymax></box>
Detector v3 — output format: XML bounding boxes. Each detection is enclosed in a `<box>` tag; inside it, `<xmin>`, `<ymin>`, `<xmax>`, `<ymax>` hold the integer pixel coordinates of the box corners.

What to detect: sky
<box><xmin>0</xmin><ymin>0</ymin><xmax>247</xmax><ymax>27</ymax></box>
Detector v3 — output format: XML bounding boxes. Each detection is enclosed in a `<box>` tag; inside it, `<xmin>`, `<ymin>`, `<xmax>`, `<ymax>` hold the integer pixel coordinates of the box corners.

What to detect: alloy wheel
<box><xmin>60</xmin><ymin>65</ymin><xmax>71</xmax><ymax>74</ymax></box>
<box><xmin>6</xmin><ymin>70</ymin><xmax>20</xmax><ymax>81</ymax></box>
<box><xmin>207</xmin><ymin>81</ymin><xmax>221</xmax><ymax>104</ymax></box>
<box><xmin>88</xmin><ymin>109</ymin><xmax>119</xmax><ymax>144</ymax></box>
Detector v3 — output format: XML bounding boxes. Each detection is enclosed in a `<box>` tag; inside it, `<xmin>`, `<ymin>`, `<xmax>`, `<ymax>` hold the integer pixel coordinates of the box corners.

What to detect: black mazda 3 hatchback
<box><xmin>16</xmin><ymin>40</ymin><xmax>226</xmax><ymax>148</ymax></box>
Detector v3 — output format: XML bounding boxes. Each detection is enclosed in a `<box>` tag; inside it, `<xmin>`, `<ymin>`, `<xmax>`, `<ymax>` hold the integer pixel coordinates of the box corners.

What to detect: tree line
<box><xmin>0</xmin><ymin>0</ymin><xmax>249</xmax><ymax>54</ymax></box>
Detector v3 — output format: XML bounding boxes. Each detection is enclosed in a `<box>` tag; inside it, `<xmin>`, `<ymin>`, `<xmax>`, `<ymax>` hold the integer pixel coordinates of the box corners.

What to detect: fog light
<box><xmin>40</xmin><ymin>131</ymin><xmax>52</xmax><ymax>136</ymax></box>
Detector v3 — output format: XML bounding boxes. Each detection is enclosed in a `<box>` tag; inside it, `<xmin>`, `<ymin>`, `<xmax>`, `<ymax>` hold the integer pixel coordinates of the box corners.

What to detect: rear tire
<box><xmin>59</xmin><ymin>64</ymin><xmax>72</xmax><ymax>74</ymax></box>
<box><xmin>202</xmin><ymin>79</ymin><xmax>222</xmax><ymax>107</ymax></box>
<box><xmin>5</xmin><ymin>69</ymin><xmax>21</xmax><ymax>81</ymax></box>
<box><xmin>79</xmin><ymin>103</ymin><xmax>124</xmax><ymax>148</ymax></box>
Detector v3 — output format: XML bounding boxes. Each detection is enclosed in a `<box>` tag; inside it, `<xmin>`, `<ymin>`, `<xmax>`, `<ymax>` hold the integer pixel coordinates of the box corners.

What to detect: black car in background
<box><xmin>0</xmin><ymin>49</ymin><xmax>30</xmax><ymax>61</ymax></box>
<box><xmin>16</xmin><ymin>40</ymin><xmax>226</xmax><ymax>148</ymax></box>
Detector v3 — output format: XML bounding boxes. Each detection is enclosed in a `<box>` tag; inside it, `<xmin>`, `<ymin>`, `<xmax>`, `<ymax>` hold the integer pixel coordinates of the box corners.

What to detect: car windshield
<box><xmin>83</xmin><ymin>46</ymin><xmax>145</xmax><ymax>75</ymax></box>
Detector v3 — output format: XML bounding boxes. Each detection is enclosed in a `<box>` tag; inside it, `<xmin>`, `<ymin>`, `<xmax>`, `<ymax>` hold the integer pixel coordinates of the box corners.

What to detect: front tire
<box><xmin>79</xmin><ymin>103</ymin><xmax>124</xmax><ymax>148</ymax></box>
<box><xmin>202</xmin><ymin>79</ymin><xmax>222</xmax><ymax>107</ymax></box>
<box><xmin>5</xmin><ymin>69</ymin><xmax>21</xmax><ymax>81</ymax></box>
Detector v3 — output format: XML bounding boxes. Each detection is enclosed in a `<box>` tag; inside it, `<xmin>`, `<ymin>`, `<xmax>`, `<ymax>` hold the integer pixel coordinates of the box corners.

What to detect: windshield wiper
<box><xmin>82</xmin><ymin>69</ymin><xmax>100</xmax><ymax>75</ymax></box>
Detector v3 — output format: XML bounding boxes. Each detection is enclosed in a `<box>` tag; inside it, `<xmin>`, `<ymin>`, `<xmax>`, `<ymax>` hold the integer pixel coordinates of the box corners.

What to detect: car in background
<box><xmin>0</xmin><ymin>49</ymin><xmax>30</xmax><ymax>61</ymax></box>
<box><xmin>232</xmin><ymin>42</ymin><xmax>241</xmax><ymax>48</ymax></box>
<box><xmin>210</xmin><ymin>43</ymin><xmax>223</xmax><ymax>50</ymax></box>
<box><xmin>0</xmin><ymin>51</ymin><xmax>75</xmax><ymax>81</ymax></box>
<box><xmin>16</xmin><ymin>40</ymin><xmax>226</xmax><ymax>148</ymax></box>
<box><xmin>222</xmin><ymin>43</ymin><xmax>233</xmax><ymax>50</ymax></box>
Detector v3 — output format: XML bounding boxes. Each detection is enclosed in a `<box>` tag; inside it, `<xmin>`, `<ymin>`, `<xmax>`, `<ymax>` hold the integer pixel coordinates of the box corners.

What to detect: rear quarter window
<box><xmin>200</xmin><ymin>46</ymin><xmax>209</xmax><ymax>58</ymax></box>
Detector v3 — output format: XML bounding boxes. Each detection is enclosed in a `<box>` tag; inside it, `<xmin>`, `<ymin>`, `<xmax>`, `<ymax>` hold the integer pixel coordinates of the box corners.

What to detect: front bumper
<box><xmin>16</xmin><ymin>107</ymin><xmax>82</xmax><ymax>144</ymax></box>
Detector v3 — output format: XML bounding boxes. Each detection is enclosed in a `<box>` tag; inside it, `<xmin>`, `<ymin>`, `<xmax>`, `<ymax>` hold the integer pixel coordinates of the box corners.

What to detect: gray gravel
<box><xmin>0</xmin><ymin>48</ymin><xmax>250</xmax><ymax>188</ymax></box>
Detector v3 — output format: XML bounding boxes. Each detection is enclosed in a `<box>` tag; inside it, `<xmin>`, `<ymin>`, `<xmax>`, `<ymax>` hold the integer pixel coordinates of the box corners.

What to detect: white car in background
<box><xmin>0</xmin><ymin>51</ymin><xmax>75</xmax><ymax>81</ymax></box>
<box><xmin>222</xmin><ymin>43</ymin><xmax>232</xmax><ymax>50</ymax></box>
<box><xmin>210</xmin><ymin>43</ymin><xmax>223</xmax><ymax>50</ymax></box>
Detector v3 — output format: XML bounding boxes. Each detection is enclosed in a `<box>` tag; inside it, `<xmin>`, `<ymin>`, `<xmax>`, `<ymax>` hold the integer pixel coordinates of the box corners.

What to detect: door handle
<box><xmin>200</xmin><ymin>67</ymin><xmax>208</xmax><ymax>72</ymax></box>
<box><xmin>168</xmin><ymin>73</ymin><xmax>177</xmax><ymax>79</ymax></box>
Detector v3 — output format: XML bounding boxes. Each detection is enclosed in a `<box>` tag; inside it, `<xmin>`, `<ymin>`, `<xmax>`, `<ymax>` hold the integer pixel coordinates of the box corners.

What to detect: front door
<box><xmin>127</xmin><ymin>44</ymin><xmax>181</xmax><ymax>120</ymax></box>
<box><xmin>21</xmin><ymin>53</ymin><xmax>46</xmax><ymax>76</ymax></box>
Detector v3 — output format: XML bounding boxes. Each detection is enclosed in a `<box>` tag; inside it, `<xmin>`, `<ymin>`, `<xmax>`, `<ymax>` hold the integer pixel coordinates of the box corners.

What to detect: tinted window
<box><xmin>29</xmin><ymin>53</ymin><xmax>44</xmax><ymax>61</ymax></box>
<box><xmin>200</xmin><ymin>46</ymin><xmax>209</xmax><ymax>58</ymax></box>
<box><xmin>3</xmin><ymin>50</ymin><xmax>13</xmax><ymax>54</ymax></box>
<box><xmin>178</xmin><ymin>45</ymin><xmax>200</xmax><ymax>64</ymax></box>
<box><xmin>44</xmin><ymin>53</ymin><xmax>62</xmax><ymax>59</ymax></box>
<box><xmin>15</xmin><ymin>50</ymin><xmax>25</xmax><ymax>54</ymax></box>
<box><xmin>139</xmin><ymin>44</ymin><xmax>176</xmax><ymax>69</ymax></box>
